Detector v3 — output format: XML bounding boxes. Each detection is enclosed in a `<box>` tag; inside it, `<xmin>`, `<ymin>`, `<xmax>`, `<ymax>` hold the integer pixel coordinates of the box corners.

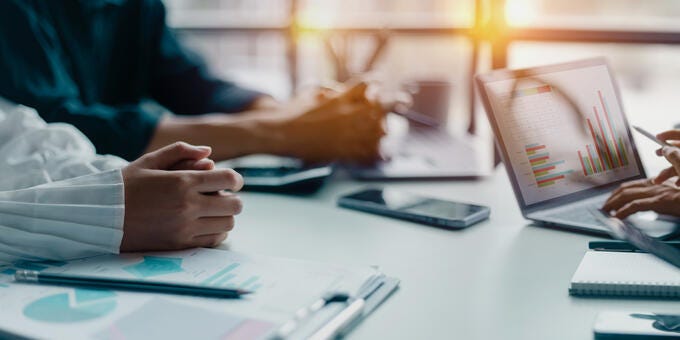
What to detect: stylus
<box><xmin>633</xmin><ymin>126</ymin><xmax>674</xmax><ymax>148</ymax></box>
<box><xmin>589</xmin><ymin>241</ymin><xmax>680</xmax><ymax>252</ymax></box>
<box><xmin>392</xmin><ymin>108</ymin><xmax>440</xmax><ymax>127</ymax></box>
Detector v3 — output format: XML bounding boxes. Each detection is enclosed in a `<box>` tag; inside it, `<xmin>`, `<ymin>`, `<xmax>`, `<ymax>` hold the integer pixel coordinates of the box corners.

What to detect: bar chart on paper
<box><xmin>201</xmin><ymin>262</ymin><xmax>262</xmax><ymax>291</ymax></box>
<box><xmin>525</xmin><ymin>143</ymin><xmax>573</xmax><ymax>188</ymax></box>
<box><xmin>577</xmin><ymin>90</ymin><xmax>630</xmax><ymax>176</ymax></box>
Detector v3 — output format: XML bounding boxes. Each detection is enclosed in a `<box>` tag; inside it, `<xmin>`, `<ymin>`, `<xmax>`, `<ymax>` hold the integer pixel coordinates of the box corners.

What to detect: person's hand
<box><xmin>248</xmin><ymin>95</ymin><xmax>280</xmax><ymax>111</ymax></box>
<box><xmin>275</xmin><ymin>82</ymin><xmax>386</xmax><ymax>164</ymax></box>
<box><xmin>144</xmin><ymin>83</ymin><xmax>385</xmax><ymax>163</ymax></box>
<box><xmin>120</xmin><ymin>142</ymin><xmax>244</xmax><ymax>251</ymax></box>
<box><xmin>169</xmin><ymin>156</ymin><xmax>215</xmax><ymax>171</ymax></box>
<box><xmin>602</xmin><ymin>178</ymin><xmax>680</xmax><ymax>219</ymax></box>
<box><xmin>653</xmin><ymin>130</ymin><xmax>680</xmax><ymax>185</ymax></box>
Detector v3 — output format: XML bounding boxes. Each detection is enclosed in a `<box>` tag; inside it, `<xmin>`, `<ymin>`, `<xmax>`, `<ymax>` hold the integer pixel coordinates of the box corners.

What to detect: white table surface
<box><xmin>213</xmin><ymin>84</ymin><xmax>680</xmax><ymax>340</ymax></box>
<box><xmin>221</xmin><ymin>161</ymin><xmax>679</xmax><ymax>340</ymax></box>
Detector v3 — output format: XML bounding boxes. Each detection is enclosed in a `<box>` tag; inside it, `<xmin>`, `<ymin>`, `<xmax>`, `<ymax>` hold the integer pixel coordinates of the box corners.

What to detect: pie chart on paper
<box><xmin>23</xmin><ymin>289</ymin><xmax>117</xmax><ymax>323</ymax></box>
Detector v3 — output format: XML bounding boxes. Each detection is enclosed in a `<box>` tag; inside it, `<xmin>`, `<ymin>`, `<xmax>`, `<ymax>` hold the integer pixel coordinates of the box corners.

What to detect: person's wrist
<box><xmin>205</xmin><ymin>114</ymin><xmax>290</xmax><ymax>158</ymax></box>
<box><xmin>246</xmin><ymin>115</ymin><xmax>290</xmax><ymax>156</ymax></box>
<box><xmin>248</xmin><ymin>95</ymin><xmax>280</xmax><ymax>111</ymax></box>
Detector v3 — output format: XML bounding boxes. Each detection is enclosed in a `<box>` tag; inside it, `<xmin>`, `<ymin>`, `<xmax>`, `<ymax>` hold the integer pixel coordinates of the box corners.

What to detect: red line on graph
<box><xmin>533</xmin><ymin>166</ymin><xmax>555</xmax><ymax>174</ymax></box>
<box><xmin>529</xmin><ymin>156</ymin><xmax>549</xmax><ymax>163</ymax></box>
<box><xmin>586</xmin><ymin>118</ymin><xmax>605</xmax><ymax>171</ymax></box>
<box><xmin>586</xmin><ymin>145</ymin><xmax>596</xmax><ymax>172</ymax></box>
<box><xmin>537</xmin><ymin>175</ymin><xmax>565</xmax><ymax>185</ymax></box>
<box><xmin>578</xmin><ymin>150</ymin><xmax>587</xmax><ymax>176</ymax></box>
<box><xmin>594</xmin><ymin>106</ymin><xmax>614</xmax><ymax>169</ymax></box>
<box><xmin>598</xmin><ymin>90</ymin><xmax>623</xmax><ymax>167</ymax></box>
<box><xmin>525</xmin><ymin>145</ymin><xmax>546</xmax><ymax>152</ymax></box>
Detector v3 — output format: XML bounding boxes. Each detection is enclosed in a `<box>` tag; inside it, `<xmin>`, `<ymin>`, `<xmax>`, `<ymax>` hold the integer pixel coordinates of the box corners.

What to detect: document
<box><xmin>0</xmin><ymin>248</ymin><xmax>380</xmax><ymax>339</ymax></box>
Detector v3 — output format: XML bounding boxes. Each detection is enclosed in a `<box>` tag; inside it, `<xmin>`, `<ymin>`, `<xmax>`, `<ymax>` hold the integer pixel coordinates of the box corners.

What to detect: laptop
<box><xmin>476</xmin><ymin>57</ymin><xmax>680</xmax><ymax>237</ymax></box>
<box><xmin>347</xmin><ymin>126</ymin><xmax>493</xmax><ymax>180</ymax></box>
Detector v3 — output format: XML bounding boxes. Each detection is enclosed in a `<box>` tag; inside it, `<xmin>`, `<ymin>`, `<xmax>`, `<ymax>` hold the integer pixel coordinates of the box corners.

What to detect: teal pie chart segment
<box><xmin>123</xmin><ymin>256</ymin><xmax>184</xmax><ymax>278</ymax></box>
<box><xmin>23</xmin><ymin>289</ymin><xmax>116</xmax><ymax>323</ymax></box>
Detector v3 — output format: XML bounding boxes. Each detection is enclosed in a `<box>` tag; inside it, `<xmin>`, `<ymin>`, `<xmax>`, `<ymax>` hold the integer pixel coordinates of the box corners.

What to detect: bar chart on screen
<box><xmin>487</xmin><ymin>63</ymin><xmax>644</xmax><ymax>206</ymax></box>
<box><xmin>525</xmin><ymin>143</ymin><xmax>574</xmax><ymax>188</ymax></box>
<box><xmin>577</xmin><ymin>90</ymin><xmax>630</xmax><ymax>176</ymax></box>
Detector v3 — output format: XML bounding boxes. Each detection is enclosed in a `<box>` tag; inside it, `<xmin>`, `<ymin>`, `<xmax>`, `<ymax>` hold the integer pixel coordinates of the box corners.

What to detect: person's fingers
<box><xmin>656</xmin><ymin>130</ymin><xmax>680</xmax><ymax>142</ymax></box>
<box><xmin>602</xmin><ymin>187</ymin><xmax>658</xmax><ymax>212</ymax></box>
<box><xmin>316</xmin><ymin>90</ymin><xmax>333</xmax><ymax>102</ymax></box>
<box><xmin>190</xmin><ymin>168</ymin><xmax>244</xmax><ymax>193</ymax></box>
<box><xmin>662</xmin><ymin>146</ymin><xmax>680</xmax><ymax>179</ymax></box>
<box><xmin>170</xmin><ymin>158</ymin><xmax>215</xmax><ymax>171</ymax></box>
<box><xmin>656</xmin><ymin>142</ymin><xmax>680</xmax><ymax>156</ymax></box>
<box><xmin>608</xmin><ymin>178</ymin><xmax>653</xmax><ymax>198</ymax></box>
<box><xmin>316</xmin><ymin>85</ymin><xmax>343</xmax><ymax>100</ymax></box>
<box><xmin>138</xmin><ymin>142</ymin><xmax>212</xmax><ymax>170</ymax></box>
<box><xmin>194</xmin><ymin>216</ymin><xmax>235</xmax><ymax>236</ymax></box>
<box><xmin>339</xmin><ymin>82</ymin><xmax>368</xmax><ymax>102</ymax></box>
<box><xmin>193</xmin><ymin>233</ymin><xmax>229</xmax><ymax>248</ymax></box>
<box><xmin>654</xmin><ymin>166</ymin><xmax>677</xmax><ymax>185</ymax></box>
<box><xmin>614</xmin><ymin>196</ymin><xmax>660</xmax><ymax>219</ymax></box>
<box><xmin>194</xmin><ymin>192</ymin><xmax>243</xmax><ymax>217</ymax></box>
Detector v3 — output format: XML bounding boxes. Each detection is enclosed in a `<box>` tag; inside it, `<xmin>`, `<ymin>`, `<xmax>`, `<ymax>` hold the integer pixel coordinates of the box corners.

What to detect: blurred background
<box><xmin>164</xmin><ymin>0</ymin><xmax>680</xmax><ymax>168</ymax></box>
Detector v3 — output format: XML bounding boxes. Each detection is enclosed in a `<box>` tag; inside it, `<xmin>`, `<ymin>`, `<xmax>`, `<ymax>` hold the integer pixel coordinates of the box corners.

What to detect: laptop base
<box><xmin>347</xmin><ymin>129</ymin><xmax>492</xmax><ymax>180</ymax></box>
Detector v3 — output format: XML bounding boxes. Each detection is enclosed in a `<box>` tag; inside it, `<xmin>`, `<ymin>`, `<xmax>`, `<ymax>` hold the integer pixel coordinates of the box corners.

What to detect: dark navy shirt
<box><xmin>0</xmin><ymin>0</ymin><xmax>263</xmax><ymax>160</ymax></box>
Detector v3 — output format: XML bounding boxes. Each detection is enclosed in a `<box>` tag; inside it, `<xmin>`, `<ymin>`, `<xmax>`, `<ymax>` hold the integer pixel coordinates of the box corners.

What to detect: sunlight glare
<box><xmin>505</xmin><ymin>0</ymin><xmax>538</xmax><ymax>27</ymax></box>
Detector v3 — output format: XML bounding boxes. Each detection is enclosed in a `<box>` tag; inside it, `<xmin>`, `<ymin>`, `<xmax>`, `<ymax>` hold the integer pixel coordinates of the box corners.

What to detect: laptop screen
<box><xmin>479</xmin><ymin>59</ymin><xmax>645</xmax><ymax>208</ymax></box>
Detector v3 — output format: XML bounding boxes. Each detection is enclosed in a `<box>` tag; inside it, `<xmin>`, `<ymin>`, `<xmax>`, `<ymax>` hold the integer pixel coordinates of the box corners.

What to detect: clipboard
<box><xmin>0</xmin><ymin>248</ymin><xmax>399</xmax><ymax>340</ymax></box>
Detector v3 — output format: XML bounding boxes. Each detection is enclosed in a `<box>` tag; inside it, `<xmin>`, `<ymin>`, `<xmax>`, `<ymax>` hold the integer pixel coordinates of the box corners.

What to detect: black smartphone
<box><xmin>337</xmin><ymin>188</ymin><xmax>490</xmax><ymax>229</ymax></box>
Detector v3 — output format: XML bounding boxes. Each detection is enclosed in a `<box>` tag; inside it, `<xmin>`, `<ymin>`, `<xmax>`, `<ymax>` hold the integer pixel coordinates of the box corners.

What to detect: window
<box><xmin>165</xmin><ymin>0</ymin><xmax>680</xmax><ymax>140</ymax></box>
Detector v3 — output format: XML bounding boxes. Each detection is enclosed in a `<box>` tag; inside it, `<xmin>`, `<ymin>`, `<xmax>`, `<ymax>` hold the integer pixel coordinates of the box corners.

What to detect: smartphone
<box><xmin>594</xmin><ymin>311</ymin><xmax>680</xmax><ymax>339</ymax></box>
<box><xmin>633</xmin><ymin>126</ymin><xmax>673</xmax><ymax>148</ymax></box>
<box><xmin>337</xmin><ymin>188</ymin><xmax>490</xmax><ymax>229</ymax></box>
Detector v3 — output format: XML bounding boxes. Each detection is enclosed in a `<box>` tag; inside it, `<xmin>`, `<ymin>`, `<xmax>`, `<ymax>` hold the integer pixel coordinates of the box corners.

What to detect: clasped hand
<box><xmin>121</xmin><ymin>142</ymin><xmax>244</xmax><ymax>251</ymax></box>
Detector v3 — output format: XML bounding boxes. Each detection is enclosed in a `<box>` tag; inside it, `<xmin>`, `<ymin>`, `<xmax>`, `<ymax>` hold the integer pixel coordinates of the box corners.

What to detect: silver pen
<box><xmin>307</xmin><ymin>298</ymin><xmax>365</xmax><ymax>340</ymax></box>
<box><xmin>273</xmin><ymin>292</ymin><xmax>350</xmax><ymax>339</ymax></box>
<box><xmin>273</xmin><ymin>274</ymin><xmax>385</xmax><ymax>339</ymax></box>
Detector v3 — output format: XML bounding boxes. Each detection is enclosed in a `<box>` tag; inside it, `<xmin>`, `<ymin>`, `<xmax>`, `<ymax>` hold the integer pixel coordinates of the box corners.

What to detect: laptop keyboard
<box><xmin>547</xmin><ymin>205</ymin><xmax>602</xmax><ymax>225</ymax></box>
<box><xmin>539</xmin><ymin>196</ymin><xmax>609</xmax><ymax>226</ymax></box>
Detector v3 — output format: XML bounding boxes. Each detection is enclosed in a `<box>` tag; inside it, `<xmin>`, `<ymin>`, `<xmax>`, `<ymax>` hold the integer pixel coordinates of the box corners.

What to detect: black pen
<box><xmin>14</xmin><ymin>270</ymin><xmax>250</xmax><ymax>299</ymax></box>
<box><xmin>392</xmin><ymin>109</ymin><xmax>440</xmax><ymax>128</ymax></box>
<box><xmin>589</xmin><ymin>241</ymin><xmax>680</xmax><ymax>252</ymax></box>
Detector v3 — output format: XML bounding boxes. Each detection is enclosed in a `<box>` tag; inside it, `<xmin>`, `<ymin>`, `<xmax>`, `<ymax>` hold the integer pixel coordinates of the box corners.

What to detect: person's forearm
<box><xmin>145</xmin><ymin>113</ymin><xmax>287</xmax><ymax>161</ymax></box>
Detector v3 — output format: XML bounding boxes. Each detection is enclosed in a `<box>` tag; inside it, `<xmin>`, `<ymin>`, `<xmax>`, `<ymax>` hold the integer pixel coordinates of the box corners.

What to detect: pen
<box><xmin>633</xmin><ymin>126</ymin><xmax>674</xmax><ymax>148</ymax></box>
<box><xmin>14</xmin><ymin>270</ymin><xmax>250</xmax><ymax>299</ymax></box>
<box><xmin>308</xmin><ymin>298</ymin><xmax>365</xmax><ymax>340</ymax></box>
<box><xmin>273</xmin><ymin>292</ymin><xmax>351</xmax><ymax>339</ymax></box>
<box><xmin>273</xmin><ymin>274</ymin><xmax>385</xmax><ymax>339</ymax></box>
<box><xmin>392</xmin><ymin>109</ymin><xmax>440</xmax><ymax>128</ymax></box>
<box><xmin>589</xmin><ymin>241</ymin><xmax>680</xmax><ymax>252</ymax></box>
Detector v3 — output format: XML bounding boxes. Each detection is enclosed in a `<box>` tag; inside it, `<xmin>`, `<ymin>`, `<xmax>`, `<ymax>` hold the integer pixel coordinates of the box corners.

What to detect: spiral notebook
<box><xmin>569</xmin><ymin>251</ymin><xmax>680</xmax><ymax>298</ymax></box>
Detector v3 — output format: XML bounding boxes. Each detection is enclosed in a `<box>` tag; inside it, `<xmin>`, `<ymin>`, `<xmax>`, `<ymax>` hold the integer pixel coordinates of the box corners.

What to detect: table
<box><xmin>224</xmin><ymin>162</ymin><xmax>679</xmax><ymax>340</ymax></box>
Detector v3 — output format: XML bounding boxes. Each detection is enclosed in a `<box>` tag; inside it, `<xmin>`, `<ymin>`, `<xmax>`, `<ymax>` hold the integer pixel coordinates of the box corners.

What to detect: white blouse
<box><xmin>0</xmin><ymin>98</ymin><xmax>127</xmax><ymax>264</ymax></box>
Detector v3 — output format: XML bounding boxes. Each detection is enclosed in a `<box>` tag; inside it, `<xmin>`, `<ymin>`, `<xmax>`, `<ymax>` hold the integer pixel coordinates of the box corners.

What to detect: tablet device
<box><xmin>588</xmin><ymin>208</ymin><xmax>680</xmax><ymax>269</ymax></box>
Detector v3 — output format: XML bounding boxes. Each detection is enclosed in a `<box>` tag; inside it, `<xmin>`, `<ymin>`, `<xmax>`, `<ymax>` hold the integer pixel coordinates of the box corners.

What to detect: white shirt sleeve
<box><xmin>0</xmin><ymin>98</ymin><xmax>129</xmax><ymax>264</ymax></box>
